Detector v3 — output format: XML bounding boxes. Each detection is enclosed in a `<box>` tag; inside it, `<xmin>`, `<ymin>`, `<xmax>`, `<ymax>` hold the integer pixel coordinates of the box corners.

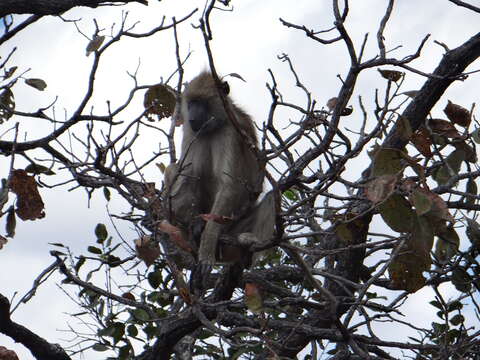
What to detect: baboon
<box><xmin>164</xmin><ymin>71</ymin><xmax>273</xmax><ymax>265</ymax></box>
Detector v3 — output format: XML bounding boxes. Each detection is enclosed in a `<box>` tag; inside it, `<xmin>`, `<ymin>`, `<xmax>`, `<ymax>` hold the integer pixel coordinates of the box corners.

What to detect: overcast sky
<box><xmin>1</xmin><ymin>1</ymin><xmax>480</xmax><ymax>359</ymax></box>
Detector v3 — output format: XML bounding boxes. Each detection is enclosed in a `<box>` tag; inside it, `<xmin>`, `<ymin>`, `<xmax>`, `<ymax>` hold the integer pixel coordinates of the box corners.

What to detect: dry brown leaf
<box><xmin>121</xmin><ymin>292</ymin><xmax>136</xmax><ymax>301</ymax></box>
<box><xmin>9</xmin><ymin>169</ymin><xmax>45</xmax><ymax>221</ymax></box>
<box><xmin>0</xmin><ymin>346</ymin><xmax>19</xmax><ymax>360</ymax></box>
<box><xmin>428</xmin><ymin>118</ymin><xmax>465</xmax><ymax>139</ymax></box>
<box><xmin>411</xmin><ymin>127</ymin><xmax>432</xmax><ymax>157</ymax></box>
<box><xmin>135</xmin><ymin>235</ymin><xmax>160</xmax><ymax>267</ymax></box>
<box><xmin>86</xmin><ymin>35</ymin><xmax>105</xmax><ymax>56</ymax></box>
<box><xmin>402</xmin><ymin>90</ymin><xmax>419</xmax><ymax>98</ymax></box>
<box><xmin>144</xmin><ymin>84</ymin><xmax>176</xmax><ymax>120</ymax></box>
<box><xmin>365</xmin><ymin>175</ymin><xmax>397</xmax><ymax>203</ymax></box>
<box><xmin>444</xmin><ymin>100</ymin><xmax>471</xmax><ymax>128</ymax></box>
<box><xmin>179</xmin><ymin>287</ymin><xmax>192</xmax><ymax>305</ymax></box>
<box><xmin>378</xmin><ymin>69</ymin><xmax>403</xmax><ymax>82</ymax></box>
<box><xmin>158</xmin><ymin>220</ymin><xmax>194</xmax><ymax>253</ymax></box>
<box><xmin>326</xmin><ymin>97</ymin><xmax>337</xmax><ymax>111</ymax></box>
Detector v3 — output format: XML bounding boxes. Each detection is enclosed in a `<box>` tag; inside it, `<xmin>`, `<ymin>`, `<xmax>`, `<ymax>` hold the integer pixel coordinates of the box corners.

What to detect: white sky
<box><xmin>1</xmin><ymin>0</ymin><xmax>480</xmax><ymax>359</ymax></box>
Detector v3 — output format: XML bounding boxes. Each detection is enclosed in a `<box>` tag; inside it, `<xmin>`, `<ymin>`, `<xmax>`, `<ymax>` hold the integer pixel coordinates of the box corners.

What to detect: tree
<box><xmin>1</xmin><ymin>0</ymin><xmax>480</xmax><ymax>359</ymax></box>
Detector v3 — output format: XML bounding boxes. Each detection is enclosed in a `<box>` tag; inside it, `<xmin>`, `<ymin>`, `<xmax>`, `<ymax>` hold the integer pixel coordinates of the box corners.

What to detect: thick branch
<box><xmin>385</xmin><ymin>31</ymin><xmax>480</xmax><ymax>149</ymax></box>
<box><xmin>0</xmin><ymin>293</ymin><xmax>71</xmax><ymax>360</ymax></box>
<box><xmin>0</xmin><ymin>0</ymin><xmax>147</xmax><ymax>17</ymax></box>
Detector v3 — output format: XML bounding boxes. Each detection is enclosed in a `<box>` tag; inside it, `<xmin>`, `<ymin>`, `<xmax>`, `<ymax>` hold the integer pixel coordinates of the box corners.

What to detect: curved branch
<box><xmin>0</xmin><ymin>293</ymin><xmax>71</xmax><ymax>360</ymax></box>
<box><xmin>0</xmin><ymin>0</ymin><xmax>147</xmax><ymax>17</ymax></box>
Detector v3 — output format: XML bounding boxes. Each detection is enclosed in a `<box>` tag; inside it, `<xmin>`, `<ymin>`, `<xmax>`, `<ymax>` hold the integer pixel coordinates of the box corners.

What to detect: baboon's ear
<box><xmin>221</xmin><ymin>81</ymin><xmax>230</xmax><ymax>95</ymax></box>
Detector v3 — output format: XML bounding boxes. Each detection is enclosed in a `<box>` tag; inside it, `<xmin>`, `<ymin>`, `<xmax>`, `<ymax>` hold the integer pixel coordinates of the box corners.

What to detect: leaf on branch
<box><xmin>402</xmin><ymin>90</ymin><xmax>418</xmax><ymax>98</ymax></box>
<box><xmin>86</xmin><ymin>35</ymin><xmax>105</xmax><ymax>56</ymax></box>
<box><xmin>0</xmin><ymin>235</ymin><xmax>7</xmax><ymax>250</ymax></box>
<box><xmin>378</xmin><ymin>193</ymin><xmax>415</xmax><ymax>233</ymax></box>
<box><xmin>410</xmin><ymin>188</ymin><xmax>432</xmax><ymax>216</ymax></box>
<box><xmin>158</xmin><ymin>220</ymin><xmax>194</xmax><ymax>253</ymax></box>
<box><xmin>224</xmin><ymin>72</ymin><xmax>247</xmax><ymax>82</ymax></box>
<box><xmin>444</xmin><ymin>100</ymin><xmax>471</xmax><ymax>128</ymax></box>
<box><xmin>326</xmin><ymin>97</ymin><xmax>337</xmax><ymax>111</ymax></box>
<box><xmin>0</xmin><ymin>88</ymin><xmax>15</xmax><ymax>123</ymax></box>
<box><xmin>411</xmin><ymin>128</ymin><xmax>432</xmax><ymax>157</ymax></box>
<box><xmin>435</xmin><ymin>225</ymin><xmax>459</xmax><ymax>262</ymax></box>
<box><xmin>24</xmin><ymin>163</ymin><xmax>55</xmax><ymax>175</ymax></box>
<box><xmin>365</xmin><ymin>174</ymin><xmax>397</xmax><ymax>203</ymax></box>
<box><xmin>135</xmin><ymin>235</ymin><xmax>160</xmax><ymax>267</ymax></box>
<box><xmin>244</xmin><ymin>282</ymin><xmax>263</xmax><ymax>314</ymax></box>
<box><xmin>453</xmin><ymin>141</ymin><xmax>477</xmax><ymax>163</ymax></box>
<box><xmin>5</xmin><ymin>206</ymin><xmax>16</xmax><ymax>238</ymax></box>
<box><xmin>452</xmin><ymin>268</ymin><xmax>471</xmax><ymax>293</ymax></box>
<box><xmin>9</xmin><ymin>169</ymin><xmax>45</xmax><ymax>221</ymax></box>
<box><xmin>144</xmin><ymin>84</ymin><xmax>176</xmax><ymax>120</ymax></box>
<box><xmin>378</xmin><ymin>69</ymin><xmax>403</xmax><ymax>82</ymax></box>
<box><xmin>466</xmin><ymin>218</ymin><xmax>480</xmax><ymax>248</ymax></box>
<box><xmin>121</xmin><ymin>292</ymin><xmax>135</xmax><ymax>301</ymax></box>
<box><xmin>388</xmin><ymin>215</ymin><xmax>434</xmax><ymax>293</ymax></box>
<box><xmin>156</xmin><ymin>162</ymin><xmax>166</xmax><ymax>174</ymax></box>
<box><xmin>0</xmin><ymin>346</ymin><xmax>19</xmax><ymax>360</ymax></box>
<box><xmin>25</xmin><ymin>78</ymin><xmax>47</xmax><ymax>91</ymax></box>
<box><xmin>410</xmin><ymin>187</ymin><xmax>453</xmax><ymax>221</ymax></box>
<box><xmin>428</xmin><ymin>118</ymin><xmax>464</xmax><ymax>139</ymax></box>
<box><xmin>95</xmin><ymin>223</ymin><xmax>108</xmax><ymax>243</ymax></box>
<box><xmin>432</xmin><ymin>149</ymin><xmax>465</xmax><ymax>186</ymax></box>
<box><xmin>326</xmin><ymin>97</ymin><xmax>353</xmax><ymax>115</ymax></box>
<box><xmin>371</xmin><ymin>148</ymin><xmax>404</xmax><ymax>177</ymax></box>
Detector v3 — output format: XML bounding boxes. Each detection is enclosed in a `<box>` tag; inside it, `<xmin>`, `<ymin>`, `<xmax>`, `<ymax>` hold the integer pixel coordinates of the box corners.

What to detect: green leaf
<box><xmin>429</xmin><ymin>300</ymin><xmax>442</xmax><ymax>310</ymax></box>
<box><xmin>378</xmin><ymin>194</ymin><xmax>415</xmax><ymax>233</ymax></box>
<box><xmin>388</xmin><ymin>215</ymin><xmax>433</xmax><ymax>292</ymax></box>
<box><xmin>283</xmin><ymin>189</ymin><xmax>298</xmax><ymax>201</ymax></box>
<box><xmin>74</xmin><ymin>256</ymin><xmax>86</xmax><ymax>273</ymax></box>
<box><xmin>87</xmin><ymin>246</ymin><xmax>102</xmax><ymax>255</ymax></box>
<box><xmin>95</xmin><ymin>223</ymin><xmax>108</xmax><ymax>243</ymax></box>
<box><xmin>133</xmin><ymin>308</ymin><xmax>150</xmax><ymax>322</ymax></box>
<box><xmin>432</xmin><ymin>150</ymin><xmax>464</xmax><ymax>185</ymax></box>
<box><xmin>411</xmin><ymin>189</ymin><xmax>432</xmax><ymax>216</ymax></box>
<box><xmin>92</xmin><ymin>343</ymin><xmax>109</xmax><ymax>352</ymax></box>
<box><xmin>372</xmin><ymin>148</ymin><xmax>404</xmax><ymax>177</ymax></box>
<box><xmin>25</xmin><ymin>78</ymin><xmax>47</xmax><ymax>91</ymax></box>
<box><xmin>452</xmin><ymin>268</ymin><xmax>471</xmax><ymax>293</ymax></box>
<box><xmin>127</xmin><ymin>324</ymin><xmax>138</xmax><ymax>337</ymax></box>
<box><xmin>103</xmin><ymin>187</ymin><xmax>111</xmax><ymax>201</ymax></box>
<box><xmin>450</xmin><ymin>314</ymin><xmax>464</xmax><ymax>326</ymax></box>
<box><xmin>147</xmin><ymin>270</ymin><xmax>163</xmax><ymax>289</ymax></box>
<box><xmin>435</xmin><ymin>226</ymin><xmax>459</xmax><ymax>262</ymax></box>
